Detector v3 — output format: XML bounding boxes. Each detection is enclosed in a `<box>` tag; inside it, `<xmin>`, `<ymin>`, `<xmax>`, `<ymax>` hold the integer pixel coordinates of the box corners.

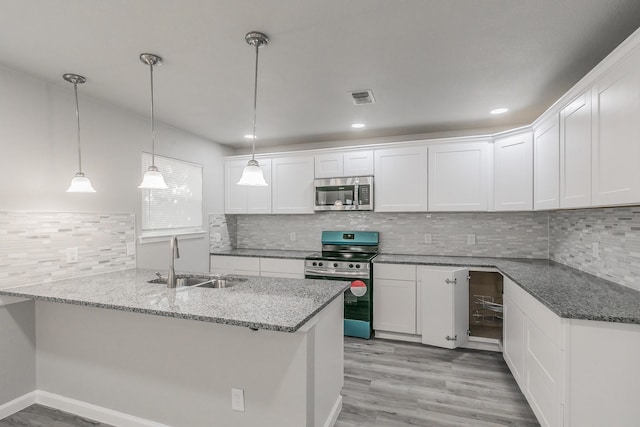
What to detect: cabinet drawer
<box><xmin>210</xmin><ymin>255</ymin><xmax>260</xmax><ymax>275</ymax></box>
<box><xmin>504</xmin><ymin>278</ymin><xmax>562</xmax><ymax>347</ymax></box>
<box><xmin>374</xmin><ymin>263</ymin><xmax>416</xmax><ymax>281</ymax></box>
<box><xmin>260</xmin><ymin>258</ymin><xmax>304</xmax><ymax>276</ymax></box>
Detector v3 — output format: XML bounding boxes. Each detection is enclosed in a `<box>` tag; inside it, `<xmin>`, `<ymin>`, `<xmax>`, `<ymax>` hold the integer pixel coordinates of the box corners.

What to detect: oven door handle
<box><xmin>305</xmin><ymin>269</ymin><xmax>369</xmax><ymax>278</ymax></box>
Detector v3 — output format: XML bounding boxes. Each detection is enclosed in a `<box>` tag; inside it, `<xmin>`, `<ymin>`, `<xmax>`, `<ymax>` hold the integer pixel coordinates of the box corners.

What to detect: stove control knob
<box><xmin>355</xmin><ymin>264</ymin><xmax>361</xmax><ymax>269</ymax></box>
<box><xmin>333</xmin><ymin>263</ymin><xmax>339</xmax><ymax>268</ymax></box>
<box><xmin>312</xmin><ymin>262</ymin><xmax>317</xmax><ymax>267</ymax></box>
<box><xmin>349</xmin><ymin>263</ymin><xmax>354</xmax><ymax>268</ymax></box>
<box><xmin>318</xmin><ymin>262</ymin><xmax>323</xmax><ymax>267</ymax></box>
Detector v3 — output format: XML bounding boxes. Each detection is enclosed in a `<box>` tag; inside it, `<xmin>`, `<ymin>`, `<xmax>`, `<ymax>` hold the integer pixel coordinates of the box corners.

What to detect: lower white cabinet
<box><xmin>210</xmin><ymin>255</ymin><xmax>304</xmax><ymax>279</ymax></box>
<box><xmin>373</xmin><ymin>264</ymin><xmax>417</xmax><ymax>335</ymax></box>
<box><xmin>504</xmin><ymin>277</ymin><xmax>563</xmax><ymax>427</ymax></box>
<box><xmin>420</xmin><ymin>266</ymin><xmax>469</xmax><ymax>349</ymax></box>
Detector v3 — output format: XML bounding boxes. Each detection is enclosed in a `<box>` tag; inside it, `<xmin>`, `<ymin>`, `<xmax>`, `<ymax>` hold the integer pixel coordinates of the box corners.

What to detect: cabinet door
<box><xmin>503</xmin><ymin>293</ymin><xmax>526</xmax><ymax>391</ymax></box>
<box><xmin>224</xmin><ymin>160</ymin><xmax>248</xmax><ymax>213</ymax></box>
<box><xmin>533</xmin><ymin>116</ymin><xmax>560</xmax><ymax>210</ymax></box>
<box><xmin>420</xmin><ymin>267</ymin><xmax>469</xmax><ymax>349</ymax></box>
<box><xmin>343</xmin><ymin>150</ymin><xmax>374</xmax><ymax>176</ymax></box>
<box><xmin>428</xmin><ymin>142</ymin><xmax>491</xmax><ymax>211</ymax></box>
<box><xmin>494</xmin><ymin>132</ymin><xmax>533</xmax><ymax>211</ymax></box>
<box><xmin>314</xmin><ymin>153</ymin><xmax>344</xmax><ymax>178</ymax></box>
<box><xmin>246</xmin><ymin>159</ymin><xmax>272</xmax><ymax>213</ymax></box>
<box><xmin>373</xmin><ymin>278</ymin><xmax>416</xmax><ymax>334</ymax></box>
<box><xmin>272</xmin><ymin>155</ymin><xmax>315</xmax><ymax>214</ymax></box>
<box><xmin>374</xmin><ymin>146</ymin><xmax>428</xmax><ymax>212</ymax></box>
<box><xmin>560</xmin><ymin>92</ymin><xmax>592</xmax><ymax>208</ymax></box>
<box><xmin>592</xmin><ymin>51</ymin><xmax>640</xmax><ymax>206</ymax></box>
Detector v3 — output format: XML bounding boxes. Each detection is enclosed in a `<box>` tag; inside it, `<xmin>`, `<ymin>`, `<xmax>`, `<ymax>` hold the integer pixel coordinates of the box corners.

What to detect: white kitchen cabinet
<box><xmin>272</xmin><ymin>155</ymin><xmax>315</xmax><ymax>214</ymax></box>
<box><xmin>560</xmin><ymin>92</ymin><xmax>592</xmax><ymax>208</ymax></box>
<box><xmin>314</xmin><ymin>150</ymin><xmax>373</xmax><ymax>178</ymax></box>
<box><xmin>260</xmin><ymin>258</ymin><xmax>304</xmax><ymax>279</ymax></box>
<box><xmin>373</xmin><ymin>264</ymin><xmax>418</xmax><ymax>336</ymax></box>
<box><xmin>494</xmin><ymin>131</ymin><xmax>533</xmax><ymax>211</ymax></box>
<box><xmin>591</xmin><ymin>50</ymin><xmax>640</xmax><ymax>206</ymax></box>
<box><xmin>374</xmin><ymin>146</ymin><xmax>428</xmax><ymax>212</ymax></box>
<box><xmin>210</xmin><ymin>255</ymin><xmax>260</xmax><ymax>276</ymax></box>
<box><xmin>503</xmin><ymin>278</ymin><xmax>563</xmax><ymax>427</ymax></box>
<box><xmin>428</xmin><ymin>141</ymin><xmax>491</xmax><ymax>211</ymax></box>
<box><xmin>224</xmin><ymin>158</ymin><xmax>272</xmax><ymax>214</ymax></box>
<box><xmin>420</xmin><ymin>266</ymin><xmax>469</xmax><ymax>349</ymax></box>
<box><xmin>533</xmin><ymin>115</ymin><xmax>560</xmax><ymax>210</ymax></box>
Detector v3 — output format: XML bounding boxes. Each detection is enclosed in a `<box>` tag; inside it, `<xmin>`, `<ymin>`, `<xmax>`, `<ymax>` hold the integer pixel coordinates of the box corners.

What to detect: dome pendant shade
<box><xmin>138</xmin><ymin>165</ymin><xmax>169</xmax><ymax>189</ymax></box>
<box><xmin>237</xmin><ymin>159</ymin><xmax>268</xmax><ymax>186</ymax></box>
<box><xmin>67</xmin><ymin>172</ymin><xmax>96</xmax><ymax>193</ymax></box>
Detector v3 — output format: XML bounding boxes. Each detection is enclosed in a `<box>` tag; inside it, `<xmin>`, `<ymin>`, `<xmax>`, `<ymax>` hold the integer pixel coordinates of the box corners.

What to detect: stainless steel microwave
<box><xmin>314</xmin><ymin>176</ymin><xmax>373</xmax><ymax>211</ymax></box>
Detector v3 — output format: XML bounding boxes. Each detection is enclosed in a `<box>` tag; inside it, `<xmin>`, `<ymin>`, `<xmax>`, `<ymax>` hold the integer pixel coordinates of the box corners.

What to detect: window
<box><xmin>141</xmin><ymin>153</ymin><xmax>204</xmax><ymax>240</ymax></box>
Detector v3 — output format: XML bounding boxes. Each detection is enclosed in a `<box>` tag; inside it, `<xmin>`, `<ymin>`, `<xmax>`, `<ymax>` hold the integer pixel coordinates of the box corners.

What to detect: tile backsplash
<box><xmin>0</xmin><ymin>211</ymin><xmax>135</xmax><ymax>289</ymax></box>
<box><xmin>549</xmin><ymin>206</ymin><xmax>640</xmax><ymax>291</ymax></box>
<box><xmin>230</xmin><ymin>211</ymin><xmax>550</xmax><ymax>258</ymax></box>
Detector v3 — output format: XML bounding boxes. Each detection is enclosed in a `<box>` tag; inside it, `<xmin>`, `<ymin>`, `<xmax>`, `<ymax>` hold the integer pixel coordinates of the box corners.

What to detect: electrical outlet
<box><xmin>424</xmin><ymin>233</ymin><xmax>432</xmax><ymax>244</ymax></box>
<box><xmin>467</xmin><ymin>234</ymin><xmax>476</xmax><ymax>245</ymax></box>
<box><xmin>290</xmin><ymin>232</ymin><xmax>296</xmax><ymax>242</ymax></box>
<box><xmin>231</xmin><ymin>388</ymin><xmax>245</xmax><ymax>412</ymax></box>
<box><xmin>213</xmin><ymin>233</ymin><xmax>222</xmax><ymax>243</ymax></box>
<box><xmin>592</xmin><ymin>241</ymin><xmax>600</xmax><ymax>258</ymax></box>
<box><xmin>126</xmin><ymin>242</ymin><xmax>136</xmax><ymax>256</ymax></box>
<box><xmin>66</xmin><ymin>247</ymin><xmax>78</xmax><ymax>263</ymax></box>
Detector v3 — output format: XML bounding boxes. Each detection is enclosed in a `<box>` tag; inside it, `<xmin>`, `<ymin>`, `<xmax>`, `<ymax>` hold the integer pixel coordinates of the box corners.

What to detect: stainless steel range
<box><xmin>304</xmin><ymin>231</ymin><xmax>379</xmax><ymax>339</ymax></box>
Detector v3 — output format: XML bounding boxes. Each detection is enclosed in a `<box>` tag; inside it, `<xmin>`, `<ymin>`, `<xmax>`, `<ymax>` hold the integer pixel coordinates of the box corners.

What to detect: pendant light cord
<box><xmin>149</xmin><ymin>61</ymin><xmax>156</xmax><ymax>168</ymax></box>
<box><xmin>73</xmin><ymin>81</ymin><xmax>82</xmax><ymax>174</ymax></box>
<box><xmin>251</xmin><ymin>42</ymin><xmax>260</xmax><ymax>161</ymax></box>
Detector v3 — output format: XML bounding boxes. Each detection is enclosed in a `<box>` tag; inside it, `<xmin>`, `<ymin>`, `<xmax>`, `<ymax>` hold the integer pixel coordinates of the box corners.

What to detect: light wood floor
<box><xmin>1</xmin><ymin>338</ymin><xmax>538</xmax><ymax>427</ymax></box>
<box><xmin>336</xmin><ymin>337</ymin><xmax>539</xmax><ymax>427</ymax></box>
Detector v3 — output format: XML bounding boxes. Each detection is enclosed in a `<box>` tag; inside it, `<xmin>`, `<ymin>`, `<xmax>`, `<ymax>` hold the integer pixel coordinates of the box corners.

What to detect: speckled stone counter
<box><xmin>0</xmin><ymin>269</ymin><xmax>349</xmax><ymax>332</ymax></box>
<box><xmin>211</xmin><ymin>248</ymin><xmax>315</xmax><ymax>259</ymax></box>
<box><xmin>374</xmin><ymin>254</ymin><xmax>640</xmax><ymax>324</ymax></box>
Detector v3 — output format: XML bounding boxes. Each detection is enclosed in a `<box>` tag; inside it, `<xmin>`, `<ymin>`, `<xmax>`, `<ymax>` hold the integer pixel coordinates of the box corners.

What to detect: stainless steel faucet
<box><xmin>167</xmin><ymin>235</ymin><xmax>180</xmax><ymax>288</ymax></box>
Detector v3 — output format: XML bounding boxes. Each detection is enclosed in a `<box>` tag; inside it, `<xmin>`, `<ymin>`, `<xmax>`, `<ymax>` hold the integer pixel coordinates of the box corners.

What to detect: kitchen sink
<box><xmin>148</xmin><ymin>274</ymin><xmax>247</xmax><ymax>289</ymax></box>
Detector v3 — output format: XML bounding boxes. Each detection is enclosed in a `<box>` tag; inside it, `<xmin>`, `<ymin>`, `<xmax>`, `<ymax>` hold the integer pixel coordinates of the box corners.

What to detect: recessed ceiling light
<box><xmin>490</xmin><ymin>107</ymin><xmax>509</xmax><ymax>115</ymax></box>
<box><xmin>244</xmin><ymin>134</ymin><xmax>255</xmax><ymax>139</ymax></box>
<box><xmin>351</xmin><ymin>123</ymin><xmax>365</xmax><ymax>129</ymax></box>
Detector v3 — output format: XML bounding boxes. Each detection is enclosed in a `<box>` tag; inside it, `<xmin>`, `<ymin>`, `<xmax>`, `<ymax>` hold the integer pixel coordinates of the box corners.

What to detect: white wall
<box><xmin>0</xmin><ymin>64</ymin><xmax>231</xmax><ymax>272</ymax></box>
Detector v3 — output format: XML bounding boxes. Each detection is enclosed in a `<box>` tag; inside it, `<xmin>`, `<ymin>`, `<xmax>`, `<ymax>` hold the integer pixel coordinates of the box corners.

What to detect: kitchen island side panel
<box><xmin>35</xmin><ymin>299</ymin><xmax>342</xmax><ymax>427</ymax></box>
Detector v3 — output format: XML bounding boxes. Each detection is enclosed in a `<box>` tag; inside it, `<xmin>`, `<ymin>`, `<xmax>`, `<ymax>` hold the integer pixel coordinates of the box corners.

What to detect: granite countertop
<box><xmin>0</xmin><ymin>269</ymin><xmax>349</xmax><ymax>332</ymax></box>
<box><xmin>374</xmin><ymin>254</ymin><xmax>640</xmax><ymax>324</ymax></box>
<box><xmin>211</xmin><ymin>248</ymin><xmax>315</xmax><ymax>259</ymax></box>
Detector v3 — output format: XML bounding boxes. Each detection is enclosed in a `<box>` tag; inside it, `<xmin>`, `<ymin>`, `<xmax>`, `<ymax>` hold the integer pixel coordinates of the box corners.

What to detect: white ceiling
<box><xmin>1</xmin><ymin>0</ymin><xmax>640</xmax><ymax>148</ymax></box>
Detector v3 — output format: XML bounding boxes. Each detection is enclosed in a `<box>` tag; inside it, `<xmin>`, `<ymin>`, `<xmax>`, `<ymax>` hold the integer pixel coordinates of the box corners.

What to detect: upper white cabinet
<box><xmin>224</xmin><ymin>158</ymin><xmax>272</xmax><ymax>214</ymax></box>
<box><xmin>533</xmin><ymin>115</ymin><xmax>560</xmax><ymax>210</ymax></box>
<box><xmin>420</xmin><ymin>266</ymin><xmax>469</xmax><ymax>349</ymax></box>
<box><xmin>591</xmin><ymin>50</ymin><xmax>640</xmax><ymax>206</ymax></box>
<box><xmin>272</xmin><ymin>155</ymin><xmax>315</xmax><ymax>214</ymax></box>
<box><xmin>374</xmin><ymin>146</ymin><xmax>428</xmax><ymax>212</ymax></box>
<box><xmin>428</xmin><ymin>141</ymin><xmax>491</xmax><ymax>211</ymax></box>
<box><xmin>494</xmin><ymin>131</ymin><xmax>533</xmax><ymax>211</ymax></box>
<box><xmin>314</xmin><ymin>150</ymin><xmax>374</xmax><ymax>178</ymax></box>
<box><xmin>560</xmin><ymin>92</ymin><xmax>592</xmax><ymax>208</ymax></box>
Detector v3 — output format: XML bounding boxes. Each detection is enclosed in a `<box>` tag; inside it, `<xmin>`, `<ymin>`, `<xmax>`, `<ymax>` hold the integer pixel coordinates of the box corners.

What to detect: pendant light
<box><xmin>64</xmin><ymin>73</ymin><xmax>96</xmax><ymax>193</ymax></box>
<box><xmin>238</xmin><ymin>31</ymin><xmax>269</xmax><ymax>187</ymax></box>
<box><xmin>138</xmin><ymin>53</ymin><xmax>168</xmax><ymax>190</ymax></box>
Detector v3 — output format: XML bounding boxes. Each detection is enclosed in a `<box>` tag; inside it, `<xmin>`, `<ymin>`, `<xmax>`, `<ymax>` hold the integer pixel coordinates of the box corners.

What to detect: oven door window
<box><xmin>316</xmin><ymin>185</ymin><xmax>355</xmax><ymax>207</ymax></box>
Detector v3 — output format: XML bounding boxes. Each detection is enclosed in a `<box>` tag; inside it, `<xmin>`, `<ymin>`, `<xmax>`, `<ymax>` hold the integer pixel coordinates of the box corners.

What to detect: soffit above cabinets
<box><xmin>0</xmin><ymin>0</ymin><xmax>639</xmax><ymax>147</ymax></box>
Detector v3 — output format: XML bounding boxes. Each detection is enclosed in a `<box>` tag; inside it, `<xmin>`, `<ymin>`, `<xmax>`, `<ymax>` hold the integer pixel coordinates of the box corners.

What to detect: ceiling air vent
<box><xmin>350</xmin><ymin>90</ymin><xmax>375</xmax><ymax>105</ymax></box>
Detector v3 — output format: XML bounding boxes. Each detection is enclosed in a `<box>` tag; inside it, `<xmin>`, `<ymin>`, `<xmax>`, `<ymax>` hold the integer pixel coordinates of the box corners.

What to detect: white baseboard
<box><xmin>374</xmin><ymin>330</ymin><xmax>422</xmax><ymax>343</ymax></box>
<box><xmin>35</xmin><ymin>391</ymin><xmax>170</xmax><ymax>427</ymax></box>
<box><xmin>324</xmin><ymin>395</ymin><xmax>343</xmax><ymax>427</ymax></box>
<box><xmin>0</xmin><ymin>391</ymin><xmax>36</xmax><ymax>420</ymax></box>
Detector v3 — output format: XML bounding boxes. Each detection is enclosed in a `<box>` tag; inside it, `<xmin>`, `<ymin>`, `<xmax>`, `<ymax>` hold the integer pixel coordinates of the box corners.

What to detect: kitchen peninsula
<box><xmin>0</xmin><ymin>269</ymin><xmax>349</xmax><ymax>427</ymax></box>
